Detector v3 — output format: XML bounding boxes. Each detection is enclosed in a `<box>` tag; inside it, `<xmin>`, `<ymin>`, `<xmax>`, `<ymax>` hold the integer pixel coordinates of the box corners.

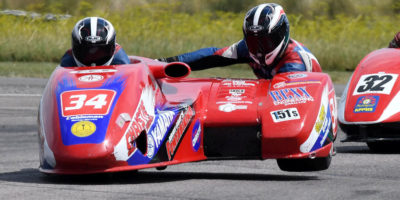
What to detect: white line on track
<box><xmin>0</xmin><ymin>106</ymin><xmax>37</xmax><ymax>110</ymax></box>
<box><xmin>0</xmin><ymin>94</ymin><xmax>42</xmax><ymax>97</ymax></box>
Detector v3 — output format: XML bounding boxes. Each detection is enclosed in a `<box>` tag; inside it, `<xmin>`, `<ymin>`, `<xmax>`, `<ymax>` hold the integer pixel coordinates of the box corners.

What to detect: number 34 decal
<box><xmin>353</xmin><ymin>73</ymin><xmax>398</xmax><ymax>95</ymax></box>
<box><xmin>60</xmin><ymin>89</ymin><xmax>116</xmax><ymax>117</ymax></box>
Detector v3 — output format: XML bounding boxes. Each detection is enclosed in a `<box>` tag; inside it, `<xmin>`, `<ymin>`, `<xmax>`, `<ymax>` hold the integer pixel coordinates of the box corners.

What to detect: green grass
<box><xmin>0</xmin><ymin>62</ymin><xmax>352</xmax><ymax>84</ymax></box>
<box><xmin>0</xmin><ymin>62</ymin><xmax>57</xmax><ymax>78</ymax></box>
<box><xmin>0</xmin><ymin>4</ymin><xmax>398</xmax><ymax>72</ymax></box>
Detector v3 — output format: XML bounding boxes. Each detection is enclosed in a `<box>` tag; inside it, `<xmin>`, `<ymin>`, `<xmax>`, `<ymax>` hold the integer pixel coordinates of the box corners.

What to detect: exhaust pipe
<box><xmin>164</xmin><ymin>62</ymin><xmax>191</xmax><ymax>78</ymax></box>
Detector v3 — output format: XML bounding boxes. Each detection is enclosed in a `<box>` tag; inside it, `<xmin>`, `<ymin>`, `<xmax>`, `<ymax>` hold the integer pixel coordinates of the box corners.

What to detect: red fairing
<box><xmin>260</xmin><ymin>72</ymin><xmax>336</xmax><ymax>158</ymax></box>
<box><xmin>38</xmin><ymin>56</ymin><xmax>336</xmax><ymax>174</ymax></box>
<box><xmin>340</xmin><ymin>48</ymin><xmax>400</xmax><ymax>123</ymax></box>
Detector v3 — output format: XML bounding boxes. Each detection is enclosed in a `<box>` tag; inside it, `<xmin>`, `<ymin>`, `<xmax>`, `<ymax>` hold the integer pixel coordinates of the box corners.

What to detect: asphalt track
<box><xmin>0</xmin><ymin>77</ymin><xmax>399</xmax><ymax>200</ymax></box>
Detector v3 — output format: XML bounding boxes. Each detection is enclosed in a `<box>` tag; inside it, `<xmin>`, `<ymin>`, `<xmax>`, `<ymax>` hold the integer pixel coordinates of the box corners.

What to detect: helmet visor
<box><xmin>246</xmin><ymin>32</ymin><xmax>285</xmax><ymax>65</ymax></box>
<box><xmin>73</xmin><ymin>43</ymin><xmax>115</xmax><ymax>66</ymax></box>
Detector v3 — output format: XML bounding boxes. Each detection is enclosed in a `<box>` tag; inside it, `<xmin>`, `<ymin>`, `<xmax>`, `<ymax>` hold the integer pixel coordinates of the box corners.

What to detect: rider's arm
<box><xmin>275</xmin><ymin>40</ymin><xmax>322</xmax><ymax>73</ymax></box>
<box><xmin>110</xmin><ymin>45</ymin><xmax>130</xmax><ymax>65</ymax></box>
<box><xmin>59</xmin><ymin>50</ymin><xmax>77</xmax><ymax>67</ymax></box>
<box><xmin>159</xmin><ymin>40</ymin><xmax>251</xmax><ymax>70</ymax></box>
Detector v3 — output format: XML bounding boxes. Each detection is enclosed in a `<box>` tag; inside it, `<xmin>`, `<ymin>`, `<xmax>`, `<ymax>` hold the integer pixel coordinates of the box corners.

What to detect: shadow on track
<box><xmin>336</xmin><ymin>144</ymin><xmax>400</xmax><ymax>154</ymax></box>
<box><xmin>0</xmin><ymin>168</ymin><xmax>319</xmax><ymax>185</ymax></box>
<box><xmin>336</xmin><ymin>145</ymin><xmax>370</xmax><ymax>154</ymax></box>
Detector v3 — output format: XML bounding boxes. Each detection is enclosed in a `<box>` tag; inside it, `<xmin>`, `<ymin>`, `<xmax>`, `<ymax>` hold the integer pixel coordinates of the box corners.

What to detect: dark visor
<box><xmin>246</xmin><ymin>32</ymin><xmax>285</xmax><ymax>59</ymax></box>
<box><xmin>74</xmin><ymin>43</ymin><xmax>115</xmax><ymax>66</ymax></box>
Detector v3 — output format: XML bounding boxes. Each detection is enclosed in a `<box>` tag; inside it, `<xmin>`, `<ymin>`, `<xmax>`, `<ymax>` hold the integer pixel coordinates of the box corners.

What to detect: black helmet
<box><xmin>243</xmin><ymin>3</ymin><xmax>290</xmax><ymax>68</ymax></box>
<box><xmin>72</xmin><ymin>17</ymin><xmax>116</xmax><ymax>66</ymax></box>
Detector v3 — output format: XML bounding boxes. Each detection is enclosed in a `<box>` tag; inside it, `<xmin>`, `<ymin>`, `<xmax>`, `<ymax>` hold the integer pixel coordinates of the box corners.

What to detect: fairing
<box><xmin>339</xmin><ymin>48</ymin><xmax>400</xmax><ymax>124</ymax></box>
<box><xmin>38</xmin><ymin>56</ymin><xmax>336</xmax><ymax>174</ymax></box>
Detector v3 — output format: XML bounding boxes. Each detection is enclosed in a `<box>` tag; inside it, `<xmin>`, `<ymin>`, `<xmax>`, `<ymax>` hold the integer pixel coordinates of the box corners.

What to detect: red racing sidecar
<box><xmin>339</xmin><ymin>48</ymin><xmax>400</xmax><ymax>151</ymax></box>
<box><xmin>38</xmin><ymin>56</ymin><xmax>337</xmax><ymax>174</ymax></box>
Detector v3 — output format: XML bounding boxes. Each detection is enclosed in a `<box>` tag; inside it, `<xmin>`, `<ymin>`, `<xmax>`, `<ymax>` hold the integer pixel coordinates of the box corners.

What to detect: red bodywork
<box><xmin>38</xmin><ymin>56</ymin><xmax>337</xmax><ymax>174</ymax></box>
<box><xmin>339</xmin><ymin>48</ymin><xmax>400</xmax><ymax>141</ymax></box>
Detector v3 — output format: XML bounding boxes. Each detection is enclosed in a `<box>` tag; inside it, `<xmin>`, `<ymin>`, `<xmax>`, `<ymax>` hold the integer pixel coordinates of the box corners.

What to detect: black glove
<box><xmin>156</xmin><ymin>56</ymin><xmax>179</xmax><ymax>63</ymax></box>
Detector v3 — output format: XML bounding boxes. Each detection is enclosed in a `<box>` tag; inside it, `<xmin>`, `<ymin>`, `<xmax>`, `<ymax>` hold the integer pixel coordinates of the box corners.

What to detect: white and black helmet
<box><xmin>72</xmin><ymin>17</ymin><xmax>116</xmax><ymax>66</ymax></box>
<box><xmin>243</xmin><ymin>3</ymin><xmax>290</xmax><ymax>68</ymax></box>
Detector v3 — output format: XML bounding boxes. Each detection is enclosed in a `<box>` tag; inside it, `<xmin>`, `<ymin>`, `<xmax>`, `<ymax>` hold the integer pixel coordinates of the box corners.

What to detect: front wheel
<box><xmin>277</xmin><ymin>156</ymin><xmax>331</xmax><ymax>172</ymax></box>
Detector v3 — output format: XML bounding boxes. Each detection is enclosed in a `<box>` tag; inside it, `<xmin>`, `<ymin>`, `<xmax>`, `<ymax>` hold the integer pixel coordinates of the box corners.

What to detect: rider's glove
<box><xmin>389</xmin><ymin>32</ymin><xmax>400</xmax><ymax>48</ymax></box>
<box><xmin>156</xmin><ymin>56</ymin><xmax>179</xmax><ymax>63</ymax></box>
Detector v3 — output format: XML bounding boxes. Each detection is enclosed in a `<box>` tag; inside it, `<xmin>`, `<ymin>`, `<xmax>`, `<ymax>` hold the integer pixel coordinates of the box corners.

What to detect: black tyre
<box><xmin>367</xmin><ymin>141</ymin><xmax>400</xmax><ymax>153</ymax></box>
<box><xmin>277</xmin><ymin>155</ymin><xmax>331</xmax><ymax>172</ymax></box>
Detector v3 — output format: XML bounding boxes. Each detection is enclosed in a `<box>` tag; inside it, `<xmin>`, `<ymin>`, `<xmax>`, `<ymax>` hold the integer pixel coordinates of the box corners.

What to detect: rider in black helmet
<box><xmin>158</xmin><ymin>3</ymin><xmax>321</xmax><ymax>79</ymax></box>
<box><xmin>389</xmin><ymin>32</ymin><xmax>400</xmax><ymax>48</ymax></box>
<box><xmin>60</xmin><ymin>17</ymin><xmax>130</xmax><ymax>67</ymax></box>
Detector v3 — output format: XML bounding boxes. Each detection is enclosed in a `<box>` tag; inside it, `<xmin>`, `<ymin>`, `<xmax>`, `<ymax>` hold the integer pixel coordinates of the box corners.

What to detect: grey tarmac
<box><xmin>0</xmin><ymin>77</ymin><xmax>399</xmax><ymax>200</ymax></box>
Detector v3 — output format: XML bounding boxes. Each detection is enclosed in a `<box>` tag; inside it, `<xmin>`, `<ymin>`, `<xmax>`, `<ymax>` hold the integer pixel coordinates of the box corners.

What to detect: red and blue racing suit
<box><xmin>60</xmin><ymin>44</ymin><xmax>130</xmax><ymax>67</ymax></box>
<box><xmin>168</xmin><ymin>39</ymin><xmax>321</xmax><ymax>79</ymax></box>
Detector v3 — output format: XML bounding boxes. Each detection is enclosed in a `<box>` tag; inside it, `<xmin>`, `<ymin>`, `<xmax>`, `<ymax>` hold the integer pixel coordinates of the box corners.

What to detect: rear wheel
<box><xmin>367</xmin><ymin>141</ymin><xmax>400</xmax><ymax>153</ymax></box>
<box><xmin>277</xmin><ymin>155</ymin><xmax>331</xmax><ymax>172</ymax></box>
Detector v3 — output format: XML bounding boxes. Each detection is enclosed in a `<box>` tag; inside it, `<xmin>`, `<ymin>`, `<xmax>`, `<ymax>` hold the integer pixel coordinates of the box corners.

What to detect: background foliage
<box><xmin>1</xmin><ymin>0</ymin><xmax>400</xmax><ymax>72</ymax></box>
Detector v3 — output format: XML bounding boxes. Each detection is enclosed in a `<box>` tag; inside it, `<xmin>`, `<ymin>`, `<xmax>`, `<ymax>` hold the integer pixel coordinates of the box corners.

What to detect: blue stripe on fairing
<box><xmin>127</xmin><ymin>108</ymin><xmax>180</xmax><ymax>166</ymax></box>
<box><xmin>56</xmin><ymin>75</ymin><xmax>126</xmax><ymax>145</ymax></box>
<box><xmin>311</xmin><ymin>104</ymin><xmax>332</xmax><ymax>152</ymax></box>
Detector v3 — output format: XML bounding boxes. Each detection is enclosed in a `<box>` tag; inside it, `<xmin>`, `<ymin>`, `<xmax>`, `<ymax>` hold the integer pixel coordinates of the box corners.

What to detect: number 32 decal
<box><xmin>61</xmin><ymin>89</ymin><xmax>116</xmax><ymax>117</ymax></box>
<box><xmin>353</xmin><ymin>73</ymin><xmax>398</xmax><ymax>95</ymax></box>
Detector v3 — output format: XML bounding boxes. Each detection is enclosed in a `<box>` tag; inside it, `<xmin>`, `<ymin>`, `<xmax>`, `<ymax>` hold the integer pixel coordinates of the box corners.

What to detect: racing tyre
<box><xmin>367</xmin><ymin>141</ymin><xmax>400</xmax><ymax>153</ymax></box>
<box><xmin>276</xmin><ymin>156</ymin><xmax>331</xmax><ymax>172</ymax></box>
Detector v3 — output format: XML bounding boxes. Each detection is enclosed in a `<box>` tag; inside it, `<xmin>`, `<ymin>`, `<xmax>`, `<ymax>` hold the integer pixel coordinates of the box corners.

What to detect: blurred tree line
<box><xmin>2</xmin><ymin>0</ymin><xmax>400</xmax><ymax>18</ymax></box>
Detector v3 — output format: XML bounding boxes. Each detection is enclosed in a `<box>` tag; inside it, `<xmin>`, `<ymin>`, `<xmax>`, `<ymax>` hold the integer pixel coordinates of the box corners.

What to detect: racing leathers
<box><xmin>60</xmin><ymin>44</ymin><xmax>130</xmax><ymax>67</ymax></box>
<box><xmin>161</xmin><ymin>39</ymin><xmax>321</xmax><ymax>79</ymax></box>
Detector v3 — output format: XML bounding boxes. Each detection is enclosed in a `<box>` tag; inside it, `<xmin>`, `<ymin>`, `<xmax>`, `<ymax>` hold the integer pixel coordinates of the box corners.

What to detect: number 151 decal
<box><xmin>353</xmin><ymin>73</ymin><xmax>398</xmax><ymax>95</ymax></box>
<box><xmin>270</xmin><ymin>108</ymin><xmax>300</xmax><ymax>123</ymax></box>
<box><xmin>60</xmin><ymin>89</ymin><xmax>116</xmax><ymax>117</ymax></box>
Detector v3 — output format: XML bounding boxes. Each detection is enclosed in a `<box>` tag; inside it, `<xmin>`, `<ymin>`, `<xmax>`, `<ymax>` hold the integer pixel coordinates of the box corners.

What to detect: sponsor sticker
<box><xmin>315</xmin><ymin>106</ymin><xmax>326</xmax><ymax>133</ymax></box>
<box><xmin>66</xmin><ymin>115</ymin><xmax>104</xmax><ymax>122</ymax></box>
<box><xmin>124</xmin><ymin>100</ymin><xmax>154</xmax><ymax>156</ymax></box>
<box><xmin>219</xmin><ymin>103</ymin><xmax>248</xmax><ymax>112</ymax></box>
<box><xmin>78</xmin><ymin>74</ymin><xmax>104</xmax><ymax>82</ymax></box>
<box><xmin>285</xmin><ymin>80</ymin><xmax>321</xmax><ymax>86</ymax></box>
<box><xmin>269</xmin><ymin>87</ymin><xmax>314</xmax><ymax>106</ymax></box>
<box><xmin>287</xmin><ymin>73</ymin><xmax>308</xmax><ymax>79</ymax></box>
<box><xmin>114</xmin><ymin>86</ymin><xmax>156</xmax><ymax>161</ymax></box>
<box><xmin>166</xmin><ymin>106</ymin><xmax>194</xmax><ymax>160</ymax></box>
<box><xmin>148</xmin><ymin>110</ymin><xmax>176</xmax><ymax>149</ymax></box>
<box><xmin>222</xmin><ymin>80</ymin><xmax>256</xmax><ymax>87</ymax></box>
<box><xmin>229</xmin><ymin>89</ymin><xmax>245</xmax><ymax>96</ymax></box>
<box><xmin>71</xmin><ymin>121</ymin><xmax>96</xmax><ymax>137</ymax></box>
<box><xmin>85</xmin><ymin>35</ymin><xmax>102</xmax><ymax>43</ymax></box>
<box><xmin>70</xmin><ymin>69</ymin><xmax>117</xmax><ymax>74</ymax></box>
<box><xmin>273</xmin><ymin>81</ymin><xmax>286</xmax><ymax>89</ymax></box>
<box><xmin>147</xmin><ymin>135</ymin><xmax>155</xmax><ymax>158</ymax></box>
<box><xmin>116</xmin><ymin>113</ymin><xmax>131</xmax><ymax>128</ymax></box>
<box><xmin>353</xmin><ymin>96</ymin><xmax>379</xmax><ymax>113</ymax></box>
<box><xmin>270</xmin><ymin>108</ymin><xmax>300</xmax><ymax>123</ymax></box>
<box><xmin>273</xmin><ymin>80</ymin><xmax>320</xmax><ymax>89</ymax></box>
<box><xmin>191</xmin><ymin>120</ymin><xmax>201</xmax><ymax>151</ymax></box>
<box><xmin>225</xmin><ymin>96</ymin><xmax>243</xmax><ymax>101</ymax></box>
<box><xmin>249</xmin><ymin>25</ymin><xmax>263</xmax><ymax>32</ymax></box>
